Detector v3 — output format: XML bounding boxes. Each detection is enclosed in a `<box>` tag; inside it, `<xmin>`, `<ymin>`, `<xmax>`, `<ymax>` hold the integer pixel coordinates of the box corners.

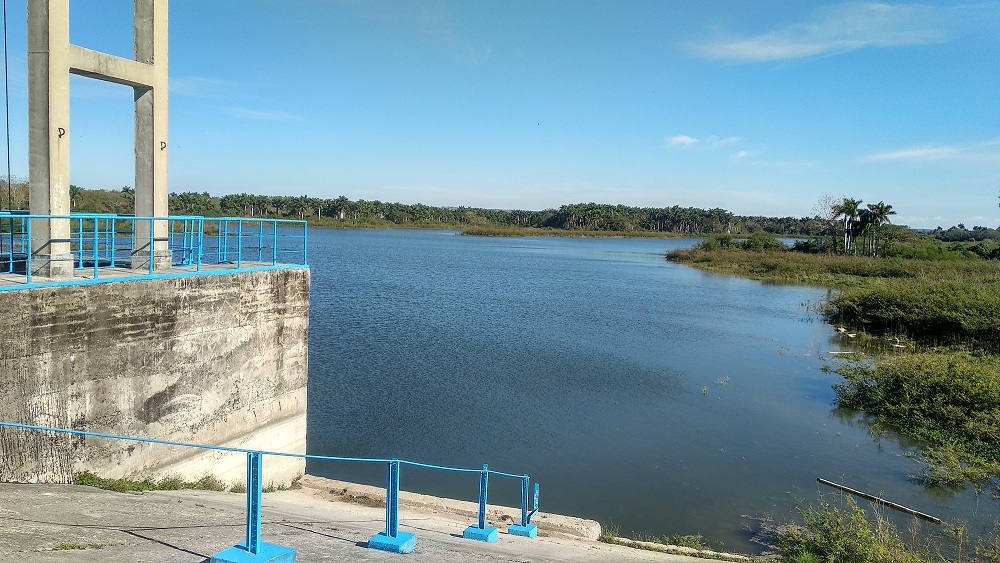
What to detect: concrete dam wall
<box><xmin>0</xmin><ymin>268</ymin><xmax>309</xmax><ymax>488</ymax></box>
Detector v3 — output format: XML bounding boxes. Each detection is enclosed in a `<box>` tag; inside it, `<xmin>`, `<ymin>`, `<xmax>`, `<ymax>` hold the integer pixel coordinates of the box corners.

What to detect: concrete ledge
<box><xmin>298</xmin><ymin>475</ymin><xmax>601</xmax><ymax>540</ymax></box>
<box><xmin>463</xmin><ymin>525</ymin><xmax>499</xmax><ymax>542</ymax></box>
<box><xmin>509</xmin><ymin>524</ymin><xmax>538</xmax><ymax>538</ymax></box>
<box><xmin>210</xmin><ymin>543</ymin><xmax>297</xmax><ymax>562</ymax></box>
<box><xmin>368</xmin><ymin>532</ymin><xmax>417</xmax><ymax>554</ymax></box>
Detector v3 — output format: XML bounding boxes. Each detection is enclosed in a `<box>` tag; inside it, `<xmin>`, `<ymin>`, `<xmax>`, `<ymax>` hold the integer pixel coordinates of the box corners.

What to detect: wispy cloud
<box><xmin>223</xmin><ymin>107</ymin><xmax>304</xmax><ymax>122</ymax></box>
<box><xmin>730</xmin><ymin>150</ymin><xmax>751</xmax><ymax>162</ymax></box>
<box><xmin>864</xmin><ymin>140</ymin><xmax>1000</xmax><ymax>164</ymax></box>
<box><xmin>691</xmin><ymin>3</ymin><xmax>949</xmax><ymax>62</ymax></box>
<box><xmin>864</xmin><ymin>147</ymin><xmax>959</xmax><ymax>162</ymax></box>
<box><xmin>708</xmin><ymin>136</ymin><xmax>741</xmax><ymax>146</ymax></box>
<box><xmin>666</xmin><ymin>135</ymin><xmax>699</xmax><ymax>148</ymax></box>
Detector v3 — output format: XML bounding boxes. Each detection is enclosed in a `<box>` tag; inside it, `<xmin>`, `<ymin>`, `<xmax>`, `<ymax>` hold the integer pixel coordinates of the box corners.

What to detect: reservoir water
<box><xmin>305</xmin><ymin>229</ymin><xmax>999</xmax><ymax>551</ymax></box>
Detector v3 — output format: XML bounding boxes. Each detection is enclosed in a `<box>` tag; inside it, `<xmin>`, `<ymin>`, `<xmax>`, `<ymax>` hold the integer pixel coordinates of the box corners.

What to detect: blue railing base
<box><xmin>210</xmin><ymin>543</ymin><xmax>297</xmax><ymax>563</ymax></box>
<box><xmin>508</xmin><ymin>524</ymin><xmax>538</xmax><ymax>538</ymax></box>
<box><xmin>462</xmin><ymin>526</ymin><xmax>499</xmax><ymax>543</ymax></box>
<box><xmin>369</xmin><ymin>532</ymin><xmax>417</xmax><ymax>554</ymax></box>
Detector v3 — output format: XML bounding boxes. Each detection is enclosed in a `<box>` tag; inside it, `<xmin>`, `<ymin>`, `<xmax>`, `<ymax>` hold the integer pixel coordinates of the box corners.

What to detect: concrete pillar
<box><xmin>27</xmin><ymin>0</ymin><xmax>171</xmax><ymax>275</ymax></box>
<box><xmin>132</xmin><ymin>0</ymin><xmax>171</xmax><ymax>270</ymax></box>
<box><xmin>27</xmin><ymin>0</ymin><xmax>73</xmax><ymax>277</ymax></box>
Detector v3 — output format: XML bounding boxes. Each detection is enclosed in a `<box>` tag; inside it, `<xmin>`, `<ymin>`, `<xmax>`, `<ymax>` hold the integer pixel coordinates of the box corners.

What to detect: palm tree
<box><xmin>833</xmin><ymin>198</ymin><xmax>863</xmax><ymax>255</ymax></box>
<box><xmin>865</xmin><ymin>201</ymin><xmax>896</xmax><ymax>257</ymax></box>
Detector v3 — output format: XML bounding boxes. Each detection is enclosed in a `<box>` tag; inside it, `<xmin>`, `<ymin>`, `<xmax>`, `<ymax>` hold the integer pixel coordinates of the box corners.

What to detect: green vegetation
<box><xmin>52</xmin><ymin>543</ymin><xmax>103</xmax><ymax>551</ymax></box>
<box><xmin>832</xmin><ymin>353</ymin><xmax>1000</xmax><ymax>489</ymax></box>
<box><xmin>770</xmin><ymin>497</ymin><xmax>959</xmax><ymax>563</ymax></box>
<box><xmin>74</xmin><ymin>471</ymin><xmax>228</xmax><ymax>493</ymax></box>
<box><xmin>599</xmin><ymin>523</ymin><xmax>745</xmax><ymax>561</ymax></box>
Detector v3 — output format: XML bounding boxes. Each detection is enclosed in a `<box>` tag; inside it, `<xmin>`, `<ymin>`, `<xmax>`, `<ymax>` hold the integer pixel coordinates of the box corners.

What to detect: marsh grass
<box><xmin>766</xmin><ymin>495</ymin><xmax>1000</xmax><ymax>563</ymax></box>
<box><xmin>74</xmin><ymin>471</ymin><xmax>228</xmax><ymax>493</ymax></box>
<box><xmin>831</xmin><ymin>353</ymin><xmax>1000</xmax><ymax>489</ymax></box>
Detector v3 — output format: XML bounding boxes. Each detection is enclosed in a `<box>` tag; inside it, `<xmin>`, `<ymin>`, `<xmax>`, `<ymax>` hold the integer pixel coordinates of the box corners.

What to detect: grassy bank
<box><xmin>666</xmin><ymin>247</ymin><xmax>1000</xmax><ymax>290</ymax></box>
<box><xmin>667</xmin><ymin>245</ymin><xmax>1000</xmax><ymax>491</ymax></box>
<box><xmin>832</xmin><ymin>353</ymin><xmax>1000</xmax><ymax>490</ymax></box>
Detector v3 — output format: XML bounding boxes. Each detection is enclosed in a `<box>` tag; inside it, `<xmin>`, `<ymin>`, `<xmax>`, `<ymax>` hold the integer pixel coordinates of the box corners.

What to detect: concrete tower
<box><xmin>28</xmin><ymin>0</ymin><xmax>169</xmax><ymax>276</ymax></box>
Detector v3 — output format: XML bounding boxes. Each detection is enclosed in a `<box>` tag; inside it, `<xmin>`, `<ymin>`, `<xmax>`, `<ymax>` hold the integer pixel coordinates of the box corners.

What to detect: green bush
<box><xmin>775</xmin><ymin>497</ymin><xmax>929</xmax><ymax>563</ymax></box>
<box><xmin>741</xmin><ymin>232</ymin><xmax>788</xmax><ymax>252</ymax></box>
<box><xmin>833</xmin><ymin>353</ymin><xmax>1000</xmax><ymax>487</ymax></box>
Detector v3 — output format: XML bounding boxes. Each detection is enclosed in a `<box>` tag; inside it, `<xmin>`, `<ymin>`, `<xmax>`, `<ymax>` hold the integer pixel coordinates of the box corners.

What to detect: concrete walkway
<box><xmin>0</xmin><ymin>484</ymin><xmax>736</xmax><ymax>563</ymax></box>
<box><xmin>0</xmin><ymin>479</ymin><xmax>722</xmax><ymax>563</ymax></box>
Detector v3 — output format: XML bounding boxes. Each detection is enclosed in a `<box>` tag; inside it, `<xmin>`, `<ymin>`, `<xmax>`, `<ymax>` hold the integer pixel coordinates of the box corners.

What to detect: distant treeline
<box><xmin>4</xmin><ymin>180</ymin><xmax>995</xmax><ymax>240</ymax></box>
<box><xmin>61</xmin><ymin>186</ymin><xmax>836</xmax><ymax>236</ymax></box>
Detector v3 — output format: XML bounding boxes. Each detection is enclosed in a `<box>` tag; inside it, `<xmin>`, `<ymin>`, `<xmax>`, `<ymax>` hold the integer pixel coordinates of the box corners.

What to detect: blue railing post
<box><xmin>271</xmin><ymin>221</ymin><xmax>278</xmax><ymax>265</ymax></box>
<box><xmin>387</xmin><ymin>459</ymin><xmax>400</xmax><ymax>538</ymax></box>
<box><xmin>509</xmin><ymin>476</ymin><xmax>539</xmax><ymax>538</ymax></box>
<box><xmin>368</xmin><ymin>459</ymin><xmax>416</xmax><ymax>554</ymax></box>
<box><xmin>463</xmin><ymin>464</ymin><xmax>498</xmax><ymax>542</ymax></box>
<box><xmin>246</xmin><ymin>451</ymin><xmax>262</xmax><ymax>554</ymax></box>
<box><xmin>237</xmin><ymin>220</ymin><xmax>243</xmax><ymax>270</ymax></box>
<box><xmin>212</xmin><ymin>450</ymin><xmax>297</xmax><ymax>562</ymax></box>
<box><xmin>25</xmin><ymin>218</ymin><xmax>32</xmax><ymax>284</ymax></box>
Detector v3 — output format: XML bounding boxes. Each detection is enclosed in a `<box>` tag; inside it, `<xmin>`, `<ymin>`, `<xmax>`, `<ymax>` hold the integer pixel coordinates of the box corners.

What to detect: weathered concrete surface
<box><xmin>298</xmin><ymin>475</ymin><xmax>603</xmax><ymax>541</ymax></box>
<box><xmin>0</xmin><ymin>269</ymin><xmax>309</xmax><ymax>487</ymax></box>
<box><xmin>0</xmin><ymin>482</ymin><xmax>711</xmax><ymax>562</ymax></box>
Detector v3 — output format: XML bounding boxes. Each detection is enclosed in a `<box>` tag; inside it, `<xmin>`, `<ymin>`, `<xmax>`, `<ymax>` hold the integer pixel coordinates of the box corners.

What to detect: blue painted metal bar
<box><xmin>386</xmin><ymin>460</ymin><xmax>400</xmax><ymax>538</ymax></box>
<box><xmin>0</xmin><ymin>214</ymin><xmax>308</xmax><ymax>291</ymax></box>
<box><xmin>463</xmin><ymin>464</ymin><xmax>499</xmax><ymax>542</ymax></box>
<box><xmin>401</xmin><ymin>460</ymin><xmax>480</xmax><ymax>474</ymax></box>
<box><xmin>477</xmin><ymin>464</ymin><xmax>488</xmax><ymax>530</ymax></box>
<box><xmin>25</xmin><ymin>218</ymin><xmax>32</xmax><ymax>284</ymax></box>
<box><xmin>2</xmin><ymin>421</ymin><xmax>537</xmax><ymax>554</ymax></box>
<box><xmin>508</xmin><ymin>476</ymin><xmax>539</xmax><ymax>538</ymax></box>
<box><xmin>271</xmin><ymin>221</ymin><xmax>278</xmax><ymax>265</ymax></box>
<box><xmin>246</xmin><ymin>451</ymin><xmax>263</xmax><ymax>554</ymax></box>
<box><xmin>520</xmin><ymin>475</ymin><xmax>530</xmax><ymax>526</ymax></box>
<box><xmin>147</xmin><ymin>217</ymin><xmax>154</xmax><ymax>276</ymax></box>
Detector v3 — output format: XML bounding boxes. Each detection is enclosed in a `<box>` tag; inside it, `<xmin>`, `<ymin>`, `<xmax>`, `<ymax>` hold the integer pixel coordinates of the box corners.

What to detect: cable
<box><xmin>2</xmin><ymin>0</ymin><xmax>9</xmax><ymax>212</ymax></box>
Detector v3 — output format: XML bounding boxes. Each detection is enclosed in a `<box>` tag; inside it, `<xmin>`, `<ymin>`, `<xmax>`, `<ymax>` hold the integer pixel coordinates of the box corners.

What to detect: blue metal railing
<box><xmin>0</xmin><ymin>421</ymin><xmax>540</xmax><ymax>556</ymax></box>
<box><xmin>0</xmin><ymin>212</ymin><xmax>307</xmax><ymax>291</ymax></box>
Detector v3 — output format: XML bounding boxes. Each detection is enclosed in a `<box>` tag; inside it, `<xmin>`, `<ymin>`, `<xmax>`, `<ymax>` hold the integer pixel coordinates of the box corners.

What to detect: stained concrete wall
<box><xmin>0</xmin><ymin>268</ymin><xmax>309</xmax><ymax>488</ymax></box>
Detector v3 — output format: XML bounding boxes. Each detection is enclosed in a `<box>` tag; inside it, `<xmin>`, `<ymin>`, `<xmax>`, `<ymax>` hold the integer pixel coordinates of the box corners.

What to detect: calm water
<box><xmin>306</xmin><ymin>229</ymin><xmax>999</xmax><ymax>551</ymax></box>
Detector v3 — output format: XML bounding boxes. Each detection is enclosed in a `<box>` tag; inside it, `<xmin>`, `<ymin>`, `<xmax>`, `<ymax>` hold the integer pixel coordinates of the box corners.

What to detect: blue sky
<box><xmin>2</xmin><ymin>1</ymin><xmax>998</xmax><ymax>228</ymax></box>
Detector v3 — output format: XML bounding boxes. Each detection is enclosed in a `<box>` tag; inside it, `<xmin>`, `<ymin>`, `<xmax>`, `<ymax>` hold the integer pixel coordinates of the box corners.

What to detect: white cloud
<box><xmin>864</xmin><ymin>147</ymin><xmax>959</xmax><ymax>162</ymax></box>
<box><xmin>692</xmin><ymin>3</ymin><xmax>948</xmax><ymax>62</ymax></box>
<box><xmin>730</xmin><ymin>150</ymin><xmax>751</xmax><ymax>162</ymax></box>
<box><xmin>708</xmin><ymin>136</ymin><xmax>741</xmax><ymax>146</ymax></box>
<box><xmin>864</xmin><ymin>140</ymin><xmax>1000</xmax><ymax>164</ymax></box>
<box><xmin>666</xmin><ymin>135</ymin><xmax>699</xmax><ymax>148</ymax></box>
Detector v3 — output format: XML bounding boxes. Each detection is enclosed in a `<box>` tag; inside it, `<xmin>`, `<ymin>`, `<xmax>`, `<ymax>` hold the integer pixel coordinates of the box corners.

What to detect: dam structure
<box><xmin>0</xmin><ymin>0</ymin><xmax>310</xmax><ymax>489</ymax></box>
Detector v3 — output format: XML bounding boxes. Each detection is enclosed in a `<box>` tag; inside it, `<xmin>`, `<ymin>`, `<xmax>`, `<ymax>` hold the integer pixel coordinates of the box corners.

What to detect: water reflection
<box><xmin>305</xmin><ymin>230</ymin><xmax>1000</xmax><ymax>552</ymax></box>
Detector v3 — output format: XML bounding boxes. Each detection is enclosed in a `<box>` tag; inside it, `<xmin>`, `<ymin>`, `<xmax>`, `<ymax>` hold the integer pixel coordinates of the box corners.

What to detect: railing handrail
<box><xmin>0</xmin><ymin>421</ymin><xmax>519</xmax><ymax>477</ymax></box>
<box><xmin>0</xmin><ymin>420</ymin><xmax>541</xmax><ymax>555</ymax></box>
<box><xmin>0</xmin><ymin>213</ymin><xmax>308</xmax><ymax>291</ymax></box>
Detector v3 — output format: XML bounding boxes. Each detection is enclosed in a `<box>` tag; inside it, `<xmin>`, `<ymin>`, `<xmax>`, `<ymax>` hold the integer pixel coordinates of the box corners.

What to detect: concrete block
<box><xmin>463</xmin><ymin>526</ymin><xmax>499</xmax><ymax>542</ymax></box>
<box><xmin>368</xmin><ymin>532</ymin><xmax>417</xmax><ymax>554</ymax></box>
<box><xmin>508</xmin><ymin>524</ymin><xmax>538</xmax><ymax>538</ymax></box>
<box><xmin>210</xmin><ymin>543</ymin><xmax>296</xmax><ymax>562</ymax></box>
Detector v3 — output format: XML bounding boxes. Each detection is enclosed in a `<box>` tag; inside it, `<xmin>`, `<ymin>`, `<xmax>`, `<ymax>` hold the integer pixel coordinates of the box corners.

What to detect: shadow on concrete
<box><xmin>121</xmin><ymin>529</ymin><xmax>211</xmax><ymax>561</ymax></box>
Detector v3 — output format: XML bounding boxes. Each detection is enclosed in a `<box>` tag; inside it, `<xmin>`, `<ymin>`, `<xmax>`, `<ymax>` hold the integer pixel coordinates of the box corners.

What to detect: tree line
<box><xmin>46</xmin><ymin>185</ymin><xmax>847</xmax><ymax>237</ymax></box>
<box><xmin>6</xmin><ymin>180</ymin><xmax>996</xmax><ymax>251</ymax></box>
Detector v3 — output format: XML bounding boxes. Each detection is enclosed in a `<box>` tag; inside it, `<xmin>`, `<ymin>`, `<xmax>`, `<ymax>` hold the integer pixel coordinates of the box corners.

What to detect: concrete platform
<box><xmin>0</xmin><ymin>478</ymin><xmax>718</xmax><ymax>562</ymax></box>
<box><xmin>0</xmin><ymin>261</ymin><xmax>280</xmax><ymax>290</ymax></box>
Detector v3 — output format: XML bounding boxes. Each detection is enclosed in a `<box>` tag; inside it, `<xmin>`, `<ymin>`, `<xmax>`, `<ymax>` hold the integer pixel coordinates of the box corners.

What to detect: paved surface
<box><xmin>0</xmin><ymin>483</ymin><xmax>714</xmax><ymax>562</ymax></box>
